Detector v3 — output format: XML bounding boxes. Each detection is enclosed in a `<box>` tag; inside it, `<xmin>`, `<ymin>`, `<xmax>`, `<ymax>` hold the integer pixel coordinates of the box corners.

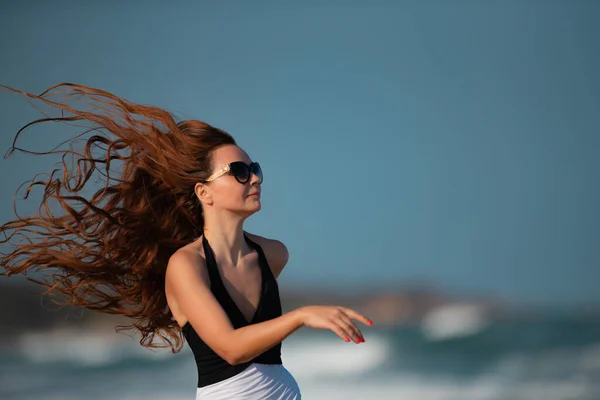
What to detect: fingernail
<box><xmin>367</xmin><ymin>320</ymin><xmax>373</xmax><ymax>326</ymax></box>
<box><xmin>345</xmin><ymin>337</ymin><xmax>350</xmax><ymax>342</ymax></box>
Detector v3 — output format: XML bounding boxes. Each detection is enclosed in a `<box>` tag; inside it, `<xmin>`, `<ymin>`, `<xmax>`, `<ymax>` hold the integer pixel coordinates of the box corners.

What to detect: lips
<box><xmin>248</xmin><ymin>192</ymin><xmax>261</xmax><ymax>197</ymax></box>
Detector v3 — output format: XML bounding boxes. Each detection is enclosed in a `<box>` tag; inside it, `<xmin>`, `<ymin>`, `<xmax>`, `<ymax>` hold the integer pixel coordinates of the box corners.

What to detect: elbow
<box><xmin>219</xmin><ymin>345</ymin><xmax>248</xmax><ymax>366</ymax></box>
<box><xmin>214</xmin><ymin>332</ymin><xmax>255</xmax><ymax>365</ymax></box>
<box><xmin>225</xmin><ymin>354</ymin><xmax>245</xmax><ymax>366</ymax></box>
<box><xmin>223</xmin><ymin>353</ymin><xmax>250</xmax><ymax>366</ymax></box>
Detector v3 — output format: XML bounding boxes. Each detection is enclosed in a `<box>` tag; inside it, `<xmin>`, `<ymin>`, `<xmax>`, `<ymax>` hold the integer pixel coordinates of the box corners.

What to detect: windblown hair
<box><xmin>0</xmin><ymin>83</ymin><xmax>236</xmax><ymax>351</ymax></box>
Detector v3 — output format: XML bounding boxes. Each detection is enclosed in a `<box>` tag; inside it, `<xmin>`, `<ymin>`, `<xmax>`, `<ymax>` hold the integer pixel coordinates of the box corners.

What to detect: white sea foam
<box><xmin>420</xmin><ymin>303</ymin><xmax>490</xmax><ymax>341</ymax></box>
<box><xmin>38</xmin><ymin>377</ymin><xmax>596</xmax><ymax>400</ymax></box>
<box><xmin>579</xmin><ymin>344</ymin><xmax>600</xmax><ymax>370</ymax></box>
<box><xmin>6</xmin><ymin>326</ymin><xmax>600</xmax><ymax>400</ymax></box>
<box><xmin>296</xmin><ymin>377</ymin><xmax>597</xmax><ymax>400</ymax></box>
<box><xmin>16</xmin><ymin>328</ymin><xmax>174</xmax><ymax>366</ymax></box>
<box><xmin>282</xmin><ymin>333</ymin><xmax>389</xmax><ymax>379</ymax></box>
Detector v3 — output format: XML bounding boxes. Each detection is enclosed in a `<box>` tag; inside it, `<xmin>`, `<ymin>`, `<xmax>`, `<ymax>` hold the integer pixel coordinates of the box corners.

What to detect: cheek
<box><xmin>213</xmin><ymin>182</ymin><xmax>247</xmax><ymax>205</ymax></box>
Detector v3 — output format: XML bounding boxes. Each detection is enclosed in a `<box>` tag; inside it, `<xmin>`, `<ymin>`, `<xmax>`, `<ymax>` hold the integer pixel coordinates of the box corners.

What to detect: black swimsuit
<box><xmin>181</xmin><ymin>234</ymin><xmax>283</xmax><ymax>388</ymax></box>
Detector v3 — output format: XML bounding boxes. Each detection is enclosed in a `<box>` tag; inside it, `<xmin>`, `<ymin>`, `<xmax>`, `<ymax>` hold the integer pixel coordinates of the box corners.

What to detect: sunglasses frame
<box><xmin>205</xmin><ymin>161</ymin><xmax>263</xmax><ymax>184</ymax></box>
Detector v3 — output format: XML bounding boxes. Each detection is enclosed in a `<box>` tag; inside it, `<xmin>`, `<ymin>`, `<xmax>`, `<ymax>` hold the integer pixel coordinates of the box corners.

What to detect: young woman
<box><xmin>0</xmin><ymin>83</ymin><xmax>372</xmax><ymax>399</ymax></box>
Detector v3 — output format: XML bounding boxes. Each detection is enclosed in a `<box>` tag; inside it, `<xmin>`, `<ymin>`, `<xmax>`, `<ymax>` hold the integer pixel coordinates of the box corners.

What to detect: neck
<box><xmin>202</xmin><ymin>210</ymin><xmax>250</xmax><ymax>265</ymax></box>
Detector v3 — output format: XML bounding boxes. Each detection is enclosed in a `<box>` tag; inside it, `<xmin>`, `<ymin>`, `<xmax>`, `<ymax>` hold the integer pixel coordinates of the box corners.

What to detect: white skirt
<box><xmin>196</xmin><ymin>363</ymin><xmax>301</xmax><ymax>399</ymax></box>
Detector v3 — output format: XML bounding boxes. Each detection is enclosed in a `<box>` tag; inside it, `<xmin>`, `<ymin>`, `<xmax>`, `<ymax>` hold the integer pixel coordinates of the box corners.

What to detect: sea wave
<box><xmin>420</xmin><ymin>303</ymin><xmax>490</xmax><ymax>341</ymax></box>
<box><xmin>282</xmin><ymin>333</ymin><xmax>389</xmax><ymax>379</ymax></box>
<box><xmin>15</xmin><ymin>328</ymin><xmax>175</xmax><ymax>367</ymax></box>
<box><xmin>2</xmin><ymin>317</ymin><xmax>600</xmax><ymax>400</ymax></box>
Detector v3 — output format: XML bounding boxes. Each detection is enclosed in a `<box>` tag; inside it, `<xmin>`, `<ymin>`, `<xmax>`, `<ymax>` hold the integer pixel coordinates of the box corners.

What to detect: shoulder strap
<box><xmin>201</xmin><ymin>235</ymin><xmax>222</xmax><ymax>290</ymax></box>
<box><xmin>243</xmin><ymin>234</ymin><xmax>277</xmax><ymax>282</ymax></box>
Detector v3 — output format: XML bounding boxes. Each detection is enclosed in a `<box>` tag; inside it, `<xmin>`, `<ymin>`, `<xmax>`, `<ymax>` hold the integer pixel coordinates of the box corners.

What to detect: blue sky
<box><xmin>1</xmin><ymin>1</ymin><xmax>598</xmax><ymax>306</ymax></box>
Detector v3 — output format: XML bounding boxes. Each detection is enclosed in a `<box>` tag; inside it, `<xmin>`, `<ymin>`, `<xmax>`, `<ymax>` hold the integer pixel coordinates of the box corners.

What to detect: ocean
<box><xmin>1</xmin><ymin>313</ymin><xmax>599</xmax><ymax>400</ymax></box>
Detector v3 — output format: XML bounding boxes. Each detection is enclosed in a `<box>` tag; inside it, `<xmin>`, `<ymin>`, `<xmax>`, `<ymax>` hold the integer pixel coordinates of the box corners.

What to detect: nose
<box><xmin>249</xmin><ymin>171</ymin><xmax>261</xmax><ymax>185</ymax></box>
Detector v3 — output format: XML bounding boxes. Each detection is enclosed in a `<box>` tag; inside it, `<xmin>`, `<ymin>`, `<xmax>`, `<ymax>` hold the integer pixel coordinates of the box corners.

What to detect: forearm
<box><xmin>227</xmin><ymin>308</ymin><xmax>304</xmax><ymax>364</ymax></box>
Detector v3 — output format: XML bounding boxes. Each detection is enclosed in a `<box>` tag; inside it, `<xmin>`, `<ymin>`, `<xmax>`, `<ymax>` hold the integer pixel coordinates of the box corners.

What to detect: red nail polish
<box><xmin>368</xmin><ymin>320</ymin><xmax>373</xmax><ymax>326</ymax></box>
<box><xmin>345</xmin><ymin>337</ymin><xmax>350</xmax><ymax>342</ymax></box>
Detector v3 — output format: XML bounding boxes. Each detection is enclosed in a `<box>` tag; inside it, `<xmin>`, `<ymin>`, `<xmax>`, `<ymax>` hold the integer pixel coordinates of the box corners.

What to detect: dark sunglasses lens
<box><xmin>229</xmin><ymin>162</ymin><xmax>251</xmax><ymax>183</ymax></box>
<box><xmin>251</xmin><ymin>163</ymin><xmax>263</xmax><ymax>183</ymax></box>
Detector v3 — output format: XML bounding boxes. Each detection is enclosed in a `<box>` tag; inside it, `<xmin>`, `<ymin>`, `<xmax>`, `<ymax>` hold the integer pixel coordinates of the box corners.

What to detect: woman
<box><xmin>0</xmin><ymin>83</ymin><xmax>372</xmax><ymax>399</ymax></box>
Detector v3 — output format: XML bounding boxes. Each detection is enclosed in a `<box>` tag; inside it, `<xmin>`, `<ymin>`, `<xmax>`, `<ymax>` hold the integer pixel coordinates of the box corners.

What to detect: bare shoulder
<box><xmin>164</xmin><ymin>243</ymin><xmax>210</xmax><ymax>328</ymax></box>
<box><xmin>166</xmin><ymin>243</ymin><xmax>209</xmax><ymax>286</ymax></box>
<box><xmin>244</xmin><ymin>232</ymin><xmax>290</xmax><ymax>278</ymax></box>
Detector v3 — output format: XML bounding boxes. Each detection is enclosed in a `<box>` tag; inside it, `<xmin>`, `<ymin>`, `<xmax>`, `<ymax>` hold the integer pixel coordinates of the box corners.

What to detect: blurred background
<box><xmin>1</xmin><ymin>1</ymin><xmax>599</xmax><ymax>399</ymax></box>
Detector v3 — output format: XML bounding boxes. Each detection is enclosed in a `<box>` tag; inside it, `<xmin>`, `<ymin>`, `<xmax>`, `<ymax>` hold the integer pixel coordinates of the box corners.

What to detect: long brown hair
<box><xmin>0</xmin><ymin>83</ymin><xmax>236</xmax><ymax>351</ymax></box>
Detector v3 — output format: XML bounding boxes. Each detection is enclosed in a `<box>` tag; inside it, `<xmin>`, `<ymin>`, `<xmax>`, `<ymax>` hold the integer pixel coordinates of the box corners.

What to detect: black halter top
<box><xmin>181</xmin><ymin>234</ymin><xmax>283</xmax><ymax>388</ymax></box>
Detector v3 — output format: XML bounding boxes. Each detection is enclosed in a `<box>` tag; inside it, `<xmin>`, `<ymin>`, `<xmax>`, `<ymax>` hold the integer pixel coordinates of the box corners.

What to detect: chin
<box><xmin>243</xmin><ymin>202</ymin><xmax>261</xmax><ymax>216</ymax></box>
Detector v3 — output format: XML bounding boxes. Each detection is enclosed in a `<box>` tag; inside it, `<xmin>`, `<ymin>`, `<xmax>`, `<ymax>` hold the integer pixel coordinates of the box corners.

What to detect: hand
<box><xmin>296</xmin><ymin>306</ymin><xmax>373</xmax><ymax>343</ymax></box>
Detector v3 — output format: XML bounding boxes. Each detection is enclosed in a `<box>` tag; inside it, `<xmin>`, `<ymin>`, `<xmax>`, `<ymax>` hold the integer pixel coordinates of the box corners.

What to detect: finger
<box><xmin>336</xmin><ymin>312</ymin><xmax>364</xmax><ymax>342</ymax></box>
<box><xmin>329</xmin><ymin>322</ymin><xmax>353</xmax><ymax>343</ymax></box>
<box><xmin>338</xmin><ymin>307</ymin><xmax>373</xmax><ymax>326</ymax></box>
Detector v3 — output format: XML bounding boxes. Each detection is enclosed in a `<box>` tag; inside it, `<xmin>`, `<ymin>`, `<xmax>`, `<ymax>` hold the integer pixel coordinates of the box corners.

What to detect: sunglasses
<box><xmin>205</xmin><ymin>161</ymin><xmax>263</xmax><ymax>184</ymax></box>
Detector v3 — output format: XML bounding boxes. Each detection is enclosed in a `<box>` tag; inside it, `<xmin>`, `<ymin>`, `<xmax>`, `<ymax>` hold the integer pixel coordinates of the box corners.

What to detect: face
<box><xmin>196</xmin><ymin>145</ymin><xmax>262</xmax><ymax>216</ymax></box>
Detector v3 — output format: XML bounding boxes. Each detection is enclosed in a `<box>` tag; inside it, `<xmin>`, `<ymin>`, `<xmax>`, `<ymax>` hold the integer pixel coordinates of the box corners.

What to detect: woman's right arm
<box><xmin>165</xmin><ymin>250</ymin><xmax>371</xmax><ymax>365</ymax></box>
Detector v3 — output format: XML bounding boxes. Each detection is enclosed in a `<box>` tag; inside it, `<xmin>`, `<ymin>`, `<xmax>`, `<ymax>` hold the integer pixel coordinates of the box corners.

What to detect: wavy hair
<box><xmin>0</xmin><ymin>83</ymin><xmax>236</xmax><ymax>351</ymax></box>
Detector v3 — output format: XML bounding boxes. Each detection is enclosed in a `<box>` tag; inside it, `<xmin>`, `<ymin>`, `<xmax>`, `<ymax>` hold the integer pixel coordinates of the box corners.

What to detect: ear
<box><xmin>194</xmin><ymin>182</ymin><xmax>213</xmax><ymax>205</ymax></box>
